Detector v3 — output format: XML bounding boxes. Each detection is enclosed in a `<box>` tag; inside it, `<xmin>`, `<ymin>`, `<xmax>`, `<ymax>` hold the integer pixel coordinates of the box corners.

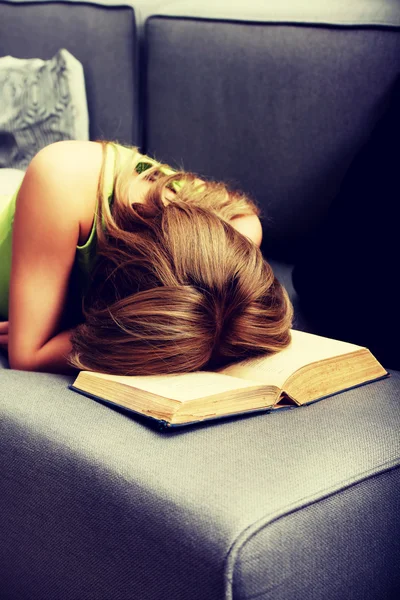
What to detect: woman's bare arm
<box><xmin>8</xmin><ymin>140</ymin><xmax>102</xmax><ymax>372</ymax></box>
<box><xmin>28</xmin><ymin>328</ymin><xmax>77</xmax><ymax>374</ymax></box>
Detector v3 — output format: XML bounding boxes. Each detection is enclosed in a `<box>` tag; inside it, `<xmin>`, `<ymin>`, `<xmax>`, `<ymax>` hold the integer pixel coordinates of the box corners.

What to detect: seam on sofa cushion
<box><xmin>148</xmin><ymin>15</ymin><xmax>400</xmax><ymax>30</ymax></box>
<box><xmin>141</xmin><ymin>0</ymin><xmax>400</xmax><ymax>28</ymax></box>
<box><xmin>223</xmin><ymin>458</ymin><xmax>400</xmax><ymax>600</ymax></box>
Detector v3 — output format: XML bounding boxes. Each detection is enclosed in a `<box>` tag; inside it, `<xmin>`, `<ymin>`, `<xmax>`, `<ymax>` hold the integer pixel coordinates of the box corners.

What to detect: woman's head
<box><xmin>67</xmin><ymin>143</ymin><xmax>293</xmax><ymax>375</ymax></box>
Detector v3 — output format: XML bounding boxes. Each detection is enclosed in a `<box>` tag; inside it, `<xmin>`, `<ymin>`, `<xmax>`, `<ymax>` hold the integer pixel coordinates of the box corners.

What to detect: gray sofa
<box><xmin>1</xmin><ymin>1</ymin><xmax>399</xmax><ymax>599</ymax></box>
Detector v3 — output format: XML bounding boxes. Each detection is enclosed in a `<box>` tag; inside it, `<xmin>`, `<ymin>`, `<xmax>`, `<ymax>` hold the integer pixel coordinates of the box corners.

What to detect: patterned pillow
<box><xmin>0</xmin><ymin>48</ymin><xmax>89</xmax><ymax>170</ymax></box>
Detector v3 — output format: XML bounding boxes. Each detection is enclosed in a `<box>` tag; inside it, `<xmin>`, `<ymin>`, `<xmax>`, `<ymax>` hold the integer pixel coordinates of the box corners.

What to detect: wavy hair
<box><xmin>67</xmin><ymin>142</ymin><xmax>293</xmax><ymax>375</ymax></box>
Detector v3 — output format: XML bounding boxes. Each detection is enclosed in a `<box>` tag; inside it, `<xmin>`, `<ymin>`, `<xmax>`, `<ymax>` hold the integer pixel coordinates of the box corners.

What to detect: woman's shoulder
<box><xmin>29</xmin><ymin>141</ymin><xmax>105</xmax><ymax>200</ymax></box>
<box><xmin>32</xmin><ymin>140</ymin><xmax>103</xmax><ymax>173</ymax></box>
<box><xmin>27</xmin><ymin>141</ymin><xmax>104</xmax><ymax>247</ymax></box>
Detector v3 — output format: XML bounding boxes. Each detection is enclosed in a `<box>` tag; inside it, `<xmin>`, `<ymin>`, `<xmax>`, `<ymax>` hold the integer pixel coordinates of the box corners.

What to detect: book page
<box><xmin>218</xmin><ymin>329</ymin><xmax>364</xmax><ymax>387</ymax></box>
<box><xmin>82</xmin><ymin>370</ymin><xmax>271</xmax><ymax>403</ymax></box>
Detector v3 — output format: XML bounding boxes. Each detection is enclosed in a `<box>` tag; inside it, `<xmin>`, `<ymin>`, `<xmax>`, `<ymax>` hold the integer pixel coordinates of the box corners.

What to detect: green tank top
<box><xmin>0</xmin><ymin>143</ymin><xmax>179</xmax><ymax>320</ymax></box>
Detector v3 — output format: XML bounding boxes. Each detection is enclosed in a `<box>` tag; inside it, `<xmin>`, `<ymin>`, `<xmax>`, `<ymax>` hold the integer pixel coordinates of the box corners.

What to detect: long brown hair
<box><xmin>67</xmin><ymin>142</ymin><xmax>293</xmax><ymax>375</ymax></box>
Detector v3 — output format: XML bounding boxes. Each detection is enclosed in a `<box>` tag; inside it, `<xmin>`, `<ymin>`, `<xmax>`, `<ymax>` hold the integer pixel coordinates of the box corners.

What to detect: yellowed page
<box><xmin>282</xmin><ymin>348</ymin><xmax>387</xmax><ymax>405</ymax></box>
<box><xmin>80</xmin><ymin>370</ymin><xmax>269</xmax><ymax>403</ymax></box>
<box><xmin>218</xmin><ymin>329</ymin><xmax>365</xmax><ymax>387</ymax></box>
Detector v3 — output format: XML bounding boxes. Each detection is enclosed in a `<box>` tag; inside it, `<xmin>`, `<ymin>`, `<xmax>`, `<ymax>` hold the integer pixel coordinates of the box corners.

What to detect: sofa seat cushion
<box><xmin>1</xmin><ymin>367</ymin><xmax>399</xmax><ymax>599</ymax></box>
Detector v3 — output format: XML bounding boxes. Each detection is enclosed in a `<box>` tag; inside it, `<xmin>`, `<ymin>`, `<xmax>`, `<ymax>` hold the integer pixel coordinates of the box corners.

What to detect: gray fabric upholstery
<box><xmin>0</xmin><ymin>0</ymin><xmax>139</xmax><ymax>146</ymax></box>
<box><xmin>267</xmin><ymin>259</ymin><xmax>312</xmax><ymax>333</ymax></box>
<box><xmin>0</xmin><ymin>368</ymin><xmax>399</xmax><ymax>599</ymax></box>
<box><xmin>144</xmin><ymin>7</ymin><xmax>400</xmax><ymax>261</ymax></box>
<box><xmin>0</xmin><ymin>351</ymin><xmax>9</xmax><ymax>368</ymax></box>
<box><xmin>232</xmin><ymin>469</ymin><xmax>400</xmax><ymax>600</ymax></box>
<box><xmin>291</xmin><ymin>74</ymin><xmax>400</xmax><ymax>371</ymax></box>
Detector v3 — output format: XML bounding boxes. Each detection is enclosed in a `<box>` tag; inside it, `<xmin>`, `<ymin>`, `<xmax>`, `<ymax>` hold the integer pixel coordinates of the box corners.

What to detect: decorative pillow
<box><xmin>292</xmin><ymin>74</ymin><xmax>400</xmax><ymax>370</ymax></box>
<box><xmin>0</xmin><ymin>49</ymin><xmax>89</xmax><ymax>170</ymax></box>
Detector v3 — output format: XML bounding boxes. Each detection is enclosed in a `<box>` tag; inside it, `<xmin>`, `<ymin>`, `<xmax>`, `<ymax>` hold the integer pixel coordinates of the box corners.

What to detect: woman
<box><xmin>0</xmin><ymin>140</ymin><xmax>293</xmax><ymax>375</ymax></box>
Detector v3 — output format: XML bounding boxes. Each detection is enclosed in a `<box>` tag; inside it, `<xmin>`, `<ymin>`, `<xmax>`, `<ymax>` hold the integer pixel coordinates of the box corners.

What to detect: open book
<box><xmin>69</xmin><ymin>330</ymin><xmax>388</xmax><ymax>429</ymax></box>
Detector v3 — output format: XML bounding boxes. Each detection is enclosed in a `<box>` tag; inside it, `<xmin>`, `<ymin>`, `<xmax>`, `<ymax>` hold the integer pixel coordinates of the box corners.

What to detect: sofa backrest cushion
<box><xmin>0</xmin><ymin>0</ymin><xmax>140</xmax><ymax>147</ymax></box>
<box><xmin>143</xmin><ymin>1</ymin><xmax>400</xmax><ymax>261</ymax></box>
<box><xmin>291</xmin><ymin>74</ymin><xmax>400</xmax><ymax>370</ymax></box>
